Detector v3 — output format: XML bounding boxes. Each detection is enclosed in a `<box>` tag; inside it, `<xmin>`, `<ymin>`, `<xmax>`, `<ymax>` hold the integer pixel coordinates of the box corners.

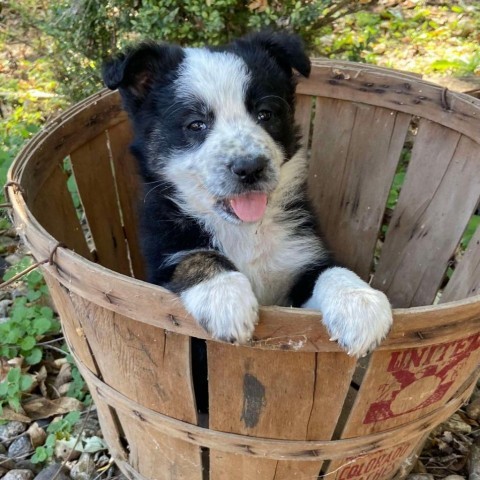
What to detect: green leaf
<box><xmin>25</xmin><ymin>347</ymin><xmax>43</xmax><ymax>365</ymax></box>
<box><xmin>45</xmin><ymin>434</ymin><xmax>57</xmax><ymax>447</ymax></box>
<box><xmin>26</xmin><ymin>290</ymin><xmax>42</xmax><ymax>302</ymax></box>
<box><xmin>0</xmin><ymin>381</ymin><xmax>8</xmax><ymax>397</ymax></box>
<box><xmin>64</xmin><ymin>410</ymin><xmax>81</xmax><ymax>426</ymax></box>
<box><xmin>47</xmin><ymin>420</ymin><xmax>64</xmax><ymax>434</ymax></box>
<box><xmin>40</xmin><ymin>306</ymin><xmax>54</xmax><ymax>319</ymax></box>
<box><xmin>7</xmin><ymin>383</ymin><xmax>19</xmax><ymax>396</ymax></box>
<box><xmin>7</xmin><ymin>368</ymin><xmax>21</xmax><ymax>383</ymax></box>
<box><xmin>5</xmin><ymin>326</ymin><xmax>22</xmax><ymax>344</ymax></box>
<box><xmin>20</xmin><ymin>336</ymin><xmax>36</xmax><ymax>351</ymax></box>
<box><xmin>19</xmin><ymin>375</ymin><xmax>33</xmax><ymax>392</ymax></box>
<box><xmin>11</xmin><ymin>305</ymin><xmax>28</xmax><ymax>321</ymax></box>
<box><xmin>31</xmin><ymin>446</ymin><xmax>48</xmax><ymax>463</ymax></box>
<box><xmin>461</xmin><ymin>215</ymin><xmax>480</xmax><ymax>250</ymax></box>
<box><xmin>26</xmin><ymin>270</ymin><xmax>43</xmax><ymax>286</ymax></box>
<box><xmin>8</xmin><ymin>396</ymin><xmax>21</xmax><ymax>412</ymax></box>
<box><xmin>33</xmin><ymin>317</ymin><xmax>52</xmax><ymax>335</ymax></box>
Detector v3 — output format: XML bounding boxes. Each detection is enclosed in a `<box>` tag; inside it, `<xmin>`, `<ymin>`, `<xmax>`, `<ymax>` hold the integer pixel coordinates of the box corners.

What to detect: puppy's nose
<box><xmin>230</xmin><ymin>156</ymin><xmax>268</xmax><ymax>181</ymax></box>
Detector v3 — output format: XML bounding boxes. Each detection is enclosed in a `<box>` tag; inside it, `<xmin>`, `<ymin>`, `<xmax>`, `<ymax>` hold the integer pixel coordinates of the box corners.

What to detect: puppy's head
<box><xmin>103</xmin><ymin>31</ymin><xmax>310</xmax><ymax>224</ymax></box>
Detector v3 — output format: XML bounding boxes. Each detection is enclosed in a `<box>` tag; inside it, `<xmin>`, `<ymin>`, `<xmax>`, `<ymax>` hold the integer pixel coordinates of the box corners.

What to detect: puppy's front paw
<box><xmin>304</xmin><ymin>267</ymin><xmax>392</xmax><ymax>357</ymax></box>
<box><xmin>180</xmin><ymin>271</ymin><xmax>258</xmax><ymax>344</ymax></box>
<box><xmin>323</xmin><ymin>286</ymin><xmax>392</xmax><ymax>357</ymax></box>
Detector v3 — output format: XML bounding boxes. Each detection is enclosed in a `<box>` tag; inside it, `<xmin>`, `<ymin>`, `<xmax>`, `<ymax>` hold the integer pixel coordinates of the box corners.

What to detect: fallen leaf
<box><xmin>83</xmin><ymin>436</ymin><xmax>107</xmax><ymax>453</ymax></box>
<box><xmin>55</xmin><ymin>437</ymin><xmax>81</xmax><ymax>460</ymax></box>
<box><xmin>36</xmin><ymin>366</ymin><xmax>49</xmax><ymax>398</ymax></box>
<box><xmin>23</xmin><ymin>396</ymin><xmax>84</xmax><ymax>420</ymax></box>
<box><xmin>54</xmin><ymin>362</ymin><xmax>72</xmax><ymax>391</ymax></box>
<box><xmin>0</xmin><ymin>407</ymin><xmax>31</xmax><ymax>423</ymax></box>
<box><xmin>27</xmin><ymin>422</ymin><xmax>47</xmax><ymax>448</ymax></box>
<box><xmin>248</xmin><ymin>0</ymin><xmax>268</xmax><ymax>12</ymax></box>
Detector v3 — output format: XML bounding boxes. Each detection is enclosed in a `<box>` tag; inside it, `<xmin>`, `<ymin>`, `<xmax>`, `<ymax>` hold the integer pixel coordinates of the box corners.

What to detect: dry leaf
<box><xmin>248</xmin><ymin>0</ymin><xmax>268</xmax><ymax>12</ymax></box>
<box><xmin>52</xmin><ymin>358</ymin><xmax>68</xmax><ymax>369</ymax></box>
<box><xmin>55</xmin><ymin>438</ymin><xmax>81</xmax><ymax>461</ymax></box>
<box><xmin>23</xmin><ymin>396</ymin><xmax>84</xmax><ymax>420</ymax></box>
<box><xmin>0</xmin><ymin>407</ymin><xmax>31</xmax><ymax>423</ymax></box>
<box><xmin>54</xmin><ymin>363</ymin><xmax>72</xmax><ymax>391</ymax></box>
<box><xmin>27</xmin><ymin>422</ymin><xmax>47</xmax><ymax>448</ymax></box>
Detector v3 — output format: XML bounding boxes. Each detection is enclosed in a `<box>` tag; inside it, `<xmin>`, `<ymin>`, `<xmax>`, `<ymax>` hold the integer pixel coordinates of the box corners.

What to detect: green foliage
<box><xmin>31</xmin><ymin>410</ymin><xmax>81</xmax><ymax>463</ymax></box>
<box><xmin>33</xmin><ymin>0</ymin><xmax>371</xmax><ymax>100</ymax></box>
<box><xmin>431</xmin><ymin>52</ymin><xmax>480</xmax><ymax>76</ymax></box>
<box><xmin>0</xmin><ymin>258</ymin><xmax>60</xmax><ymax>369</ymax></box>
<box><xmin>61</xmin><ymin>349</ymin><xmax>90</xmax><ymax>404</ymax></box>
<box><xmin>0</xmin><ymin>295</ymin><xmax>60</xmax><ymax>363</ymax></box>
<box><xmin>0</xmin><ymin>367</ymin><xmax>34</xmax><ymax>414</ymax></box>
<box><xmin>0</xmin><ymin>1</ymin><xmax>67</xmax><ymax>208</ymax></box>
<box><xmin>461</xmin><ymin>215</ymin><xmax>480</xmax><ymax>251</ymax></box>
<box><xmin>0</xmin><ymin>120</ymin><xmax>40</xmax><ymax>207</ymax></box>
<box><xmin>3</xmin><ymin>257</ymin><xmax>50</xmax><ymax>301</ymax></box>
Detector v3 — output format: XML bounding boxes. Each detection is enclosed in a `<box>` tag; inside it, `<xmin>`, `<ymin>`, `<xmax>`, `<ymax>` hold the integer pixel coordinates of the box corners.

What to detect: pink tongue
<box><xmin>230</xmin><ymin>192</ymin><xmax>268</xmax><ymax>223</ymax></box>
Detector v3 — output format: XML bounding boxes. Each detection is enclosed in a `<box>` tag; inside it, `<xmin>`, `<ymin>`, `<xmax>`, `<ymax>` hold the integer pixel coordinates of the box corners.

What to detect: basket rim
<box><xmin>8</xmin><ymin>172</ymin><xmax>480</xmax><ymax>353</ymax></box>
<box><xmin>7</xmin><ymin>61</ymin><xmax>480</xmax><ymax>353</ymax></box>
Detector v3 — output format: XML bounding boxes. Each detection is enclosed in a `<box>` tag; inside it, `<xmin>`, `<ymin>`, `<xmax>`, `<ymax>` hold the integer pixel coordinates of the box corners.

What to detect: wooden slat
<box><xmin>441</xmin><ymin>223</ymin><xmax>480</xmax><ymax>303</ymax></box>
<box><xmin>308</xmin><ymin>98</ymin><xmax>411</xmax><ymax>278</ymax></box>
<box><xmin>326</xmin><ymin>334</ymin><xmax>480</xmax><ymax>479</ymax></box>
<box><xmin>72</xmin><ymin>355</ymin><xmax>478</xmax><ymax>463</ymax></box>
<box><xmin>326</xmin><ymin>437</ymin><xmax>425</xmax><ymax>480</ymax></box>
<box><xmin>43</xmin><ymin>275</ymin><xmax>128</xmax><ymax>464</ymax></box>
<box><xmin>208</xmin><ymin>344</ymin><xmax>355</xmax><ymax>479</ymax></box>
<box><xmin>16</xmin><ymin>90</ymin><xmax>126</xmax><ymax>202</ymax></box>
<box><xmin>28</xmin><ymin>161</ymin><xmax>91</xmax><ymax>259</ymax></box>
<box><xmin>373</xmin><ymin>126</ymin><xmax>480</xmax><ymax>307</ymax></box>
<box><xmin>296</xmin><ymin>63</ymin><xmax>480</xmax><ymax>144</ymax></box>
<box><xmin>107</xmin><ymin>122</ymin><xmax>146</xmax><ymax>280</ymax></box>
<box><xmin>70</xmin><ymin>131</ymin><xmax>131</xmax><ymax>275</ymax></box>
<box><xmin>67</xmin><ymin>292</ymin><xmax>203</xmax><ymax>480</ymax></box>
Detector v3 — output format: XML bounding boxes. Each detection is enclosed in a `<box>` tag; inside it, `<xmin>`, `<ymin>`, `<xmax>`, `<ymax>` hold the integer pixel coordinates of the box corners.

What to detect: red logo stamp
<box><xmin>337</xmin><ymin>443</ymin><xmax>411</xmax><ymax>480</ymax></box>
<box><xmin>363</xmin><ymin>333</ymin><xmax>480</xmax><ymax>424</ymax></box>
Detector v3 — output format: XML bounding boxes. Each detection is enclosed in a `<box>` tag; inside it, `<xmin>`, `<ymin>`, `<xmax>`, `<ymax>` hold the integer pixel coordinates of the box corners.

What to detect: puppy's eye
<box><xmin>187</xmin><ymin>120</ymin><xmax>207</xmax><ymax>132</ymax></box>
<box><xmin>257</xmin><ymin>110</ymin><xmax>272</xmax><ymax>122</ymax></box>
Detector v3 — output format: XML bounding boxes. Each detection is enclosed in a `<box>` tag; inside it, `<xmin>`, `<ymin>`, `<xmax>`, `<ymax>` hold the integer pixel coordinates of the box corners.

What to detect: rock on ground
<box><xmin>0</xmin><ymin>422</ymin><xmax>27</xmax><ymax>443</ymax></box>
<box><xmin>33</xmin><ymin>463</ymin><xmax>70</xmax><ymax>480</ymax></box>
<box><xmin>2</xmin><ymin>469</ymin><xmax>34</xmax><ymax>480</ymax></box>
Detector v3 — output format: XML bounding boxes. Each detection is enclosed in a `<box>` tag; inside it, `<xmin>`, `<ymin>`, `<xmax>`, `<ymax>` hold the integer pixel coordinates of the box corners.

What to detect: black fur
<box><xmin>102</xmin><ymin>31</ymin><xmax>336</xmax><ymax>412</ymax></box>
<box><xmin>102</xmin><ymin>31</ymin><xmax>321</xmax><ymax>293</ymax></box>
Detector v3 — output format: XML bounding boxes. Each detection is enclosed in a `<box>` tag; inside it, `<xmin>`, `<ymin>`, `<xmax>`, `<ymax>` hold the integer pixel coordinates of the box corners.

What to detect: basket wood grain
<box><xmin>7</xmin><ymin>60</ymin><xmax>480</xmax><ymax>480</ymax></box>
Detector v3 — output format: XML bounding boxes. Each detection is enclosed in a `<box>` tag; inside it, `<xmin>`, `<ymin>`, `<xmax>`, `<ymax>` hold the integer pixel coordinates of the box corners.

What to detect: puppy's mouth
<box><xmin>216</xmin><ymin>192</ymin><xmax>268</xmax><ymax>223</ymax></box>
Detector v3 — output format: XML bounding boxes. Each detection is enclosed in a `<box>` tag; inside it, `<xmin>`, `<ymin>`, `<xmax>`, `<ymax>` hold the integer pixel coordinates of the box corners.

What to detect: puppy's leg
<box><xmin>302</xmin><ymin>267</ymin><xmax>392</xmax><ymax>357</ymax></box>
<box><xmin>168</xmin><ymin>250</ymin><xmax>258</xmax><ymax>343</ymax></box>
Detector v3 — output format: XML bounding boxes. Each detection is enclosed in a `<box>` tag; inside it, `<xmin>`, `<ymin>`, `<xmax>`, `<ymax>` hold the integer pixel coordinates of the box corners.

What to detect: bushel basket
<box><xmin>7</xmin><ymin>60</ymin><xmax>480</xmax><ymax>480</ymax></box>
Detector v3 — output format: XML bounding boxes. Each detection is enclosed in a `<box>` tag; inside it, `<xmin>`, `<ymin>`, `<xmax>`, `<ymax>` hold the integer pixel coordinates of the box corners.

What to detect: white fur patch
<box><xmin>161</xmin><ymin>48</ymin><xmax>283</xmax><ymax>217</ymax></box>
<box><xmin>207</xmin><ymin>151</ymin><xmax>326</xmax><ymax>305</ymax></box>
<box><xmin>177</xmin><ymin>49</ymin><xmax>250</xmax><ymax>114</ymax></box>
<box><xmin>180</xmin><ymin>271</ymin><xmax>258</xmax><ymax>344</ymax></box>
<box><xmin>303</xmin><ymin>267</ymin><xmax>393</xmax><ymax>357</ymax></box>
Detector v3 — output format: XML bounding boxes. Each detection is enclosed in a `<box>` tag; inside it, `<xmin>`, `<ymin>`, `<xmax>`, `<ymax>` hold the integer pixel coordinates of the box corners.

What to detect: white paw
<box><xmin>303</xmin><ymin>267</ymin><xmax>392</xmax><ymax>357</ymax></box>
<box><xmin>180</xmin><ymin>271</ymin><xmax>259</xmax><ymax>344</ymax></box>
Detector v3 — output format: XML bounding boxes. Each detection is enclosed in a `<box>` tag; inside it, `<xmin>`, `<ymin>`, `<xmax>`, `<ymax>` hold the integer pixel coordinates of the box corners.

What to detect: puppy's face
<box><xmin>103</xmin><ymin>32</ymin><xmax>311</xmax><ymax>223</ymax></box>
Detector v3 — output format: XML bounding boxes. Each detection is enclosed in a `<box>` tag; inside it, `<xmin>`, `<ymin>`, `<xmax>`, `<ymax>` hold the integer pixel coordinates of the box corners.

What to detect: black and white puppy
<box><xmin>103</xmin><ymin>31</ymin><xmax>392</xmax><ymax>357</ymax></box>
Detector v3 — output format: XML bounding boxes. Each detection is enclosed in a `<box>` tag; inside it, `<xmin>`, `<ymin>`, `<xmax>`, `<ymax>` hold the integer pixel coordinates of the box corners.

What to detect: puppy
<box><xmin>103</xmin><ymin>31</ymin><xmax>392</xmax><ymax>357</ymax></box>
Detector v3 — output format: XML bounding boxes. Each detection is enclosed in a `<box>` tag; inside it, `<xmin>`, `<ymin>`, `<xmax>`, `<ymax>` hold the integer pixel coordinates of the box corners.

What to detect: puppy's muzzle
<box><xmin>229</xmin><ymin>155</ymin><xmax>269</xmax><ymax>184</ymax></box>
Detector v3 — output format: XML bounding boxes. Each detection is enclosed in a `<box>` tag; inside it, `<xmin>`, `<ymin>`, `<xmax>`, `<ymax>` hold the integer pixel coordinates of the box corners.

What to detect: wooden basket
<box><xmin>7</xmin><ymin>60</ymin><xmax>480</xmax><ymax>480</ymax></box>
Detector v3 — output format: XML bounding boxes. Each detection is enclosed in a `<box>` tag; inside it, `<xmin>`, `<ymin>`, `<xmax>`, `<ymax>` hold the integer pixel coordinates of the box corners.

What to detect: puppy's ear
<box><xmin>242</xmin><ymin>30</ymin><xmax>311</xmax><ymax>78</ymax></box>
<box><xmin>102</xmin><ymin>42</ymin><xmax>183</xmax><ymax>105</ymax></box>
